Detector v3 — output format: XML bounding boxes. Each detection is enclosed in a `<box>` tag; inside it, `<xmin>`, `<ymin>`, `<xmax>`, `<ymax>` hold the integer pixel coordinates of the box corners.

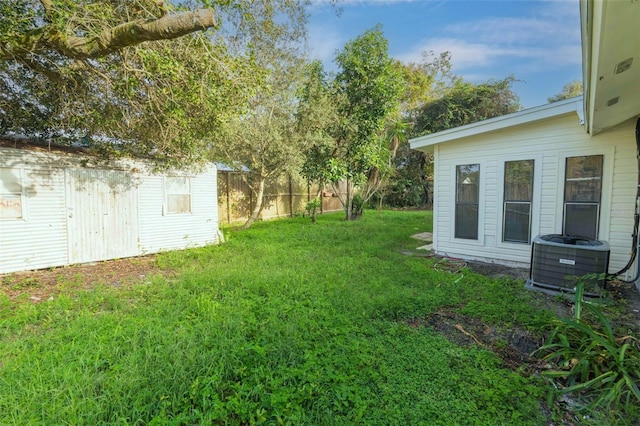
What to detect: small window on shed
<box><xmin>0</xmin><ymin>168</ymin><xmax>24</xmax><ymax>219</ymax></box>
<box><xmin>165</xmin><ymin>176</ymin><xmax>191</xmax><ymax>214</ymax></box>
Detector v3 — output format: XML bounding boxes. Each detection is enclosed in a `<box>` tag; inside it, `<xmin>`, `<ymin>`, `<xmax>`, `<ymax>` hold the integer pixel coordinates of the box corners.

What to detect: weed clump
<box><xmin>535</xmin><ymin>282</ymin><xmax>640</xmax><ymax>420</ymax></box>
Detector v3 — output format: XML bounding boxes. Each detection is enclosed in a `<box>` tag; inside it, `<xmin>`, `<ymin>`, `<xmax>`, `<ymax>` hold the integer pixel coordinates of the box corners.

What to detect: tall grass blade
<box><xmin>574</xmin><ymin>282</ymin><xmax>583</xmax><ymax>321</ymax></box>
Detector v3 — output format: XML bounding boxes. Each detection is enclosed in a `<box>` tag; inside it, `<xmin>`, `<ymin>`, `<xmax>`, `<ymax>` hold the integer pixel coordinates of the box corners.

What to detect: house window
<box><xmin>503</xmin><ymin>160</ymin><xmax>534</xmax><ymax>243</ymax></box>
<box><xmin>455</xmin><ymin>164</ymin><xmax>479</xmax><ymax>240</ymax></box>
<box><xmin>166</xmin><ymin>176</ymin><xmax>191</xmax><ymax>214</ymax></box>
<box><xmin>563</xmin><ymin>155</ymin><xmax>603</xmax><ymax>239</ymax></box>
<box><xmin>0</xmin><ymin>168</ymin><xmax>24</xmax><ymax>219</ymax></box>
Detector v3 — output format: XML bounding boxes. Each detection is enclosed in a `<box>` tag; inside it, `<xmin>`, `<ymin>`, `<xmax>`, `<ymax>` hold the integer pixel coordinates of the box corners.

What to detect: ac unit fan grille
<box><xmin>527</xmin><ymin>234</ymin><xmax>610</xmax><ymax>297</ymax></box>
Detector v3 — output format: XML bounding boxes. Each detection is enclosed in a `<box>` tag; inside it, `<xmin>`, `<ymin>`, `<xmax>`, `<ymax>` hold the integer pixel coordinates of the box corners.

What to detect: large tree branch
<box><xmin>1</xmin><ymin>9</ymin><xmax>216</xmax><ymax>61</ymax></box>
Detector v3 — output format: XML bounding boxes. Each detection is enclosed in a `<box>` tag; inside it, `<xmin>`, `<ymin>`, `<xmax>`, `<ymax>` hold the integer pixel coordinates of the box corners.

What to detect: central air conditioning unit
<box><xmin>525</xmin><ymin>234</ymin><xmax>610</xmax><ymax>298</ymax></box>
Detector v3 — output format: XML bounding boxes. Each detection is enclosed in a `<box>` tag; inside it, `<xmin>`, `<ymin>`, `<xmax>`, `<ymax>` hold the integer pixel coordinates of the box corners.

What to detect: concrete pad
<box><xmin>411</xmin><ymin>232</ymin><xmax>433</xmax><ymax>242</ymax></box>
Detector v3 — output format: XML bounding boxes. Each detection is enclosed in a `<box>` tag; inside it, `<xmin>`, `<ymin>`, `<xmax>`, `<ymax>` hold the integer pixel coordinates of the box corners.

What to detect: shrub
<box><xmin>304</xmin><ymin>197</ymin><xmax>322</xmax><ymax>224</ymax></box>
<box><xmin>535</xmin><ymin>283</ymin><xmax>640</xmax><ymax>413</ymax></box>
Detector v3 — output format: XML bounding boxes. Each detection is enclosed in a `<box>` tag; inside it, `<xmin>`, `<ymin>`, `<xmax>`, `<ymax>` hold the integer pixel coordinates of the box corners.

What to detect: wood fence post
<box><xmin>249</xmin><ymin>177</ymin><xmax>253</xmax><ymax>220</ymax></box>
<box><xmin>225</xmin><ymin>171</ymin><xmax>231</xmax><ymax>224</ymax></box>
<box><xmin>289</xmin><ymin>175</ymin><xmax>294</xmax><ymax>217</ymax></box>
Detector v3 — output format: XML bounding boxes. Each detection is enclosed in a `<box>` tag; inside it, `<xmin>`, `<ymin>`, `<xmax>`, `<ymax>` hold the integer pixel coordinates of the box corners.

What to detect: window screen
<box><xmin>455</xmin><ymin>164</ymin><xmax>479</xmax><ymax>239</ymax></box>
<box><xmin>0</xmin><ymin>168</ymin><xmax>23</xmax><ymax>219</ymax></box>
<box><xmin>166</xmin><ymin>176</ymin><xmax>191</xmax><ymax>214</ymax></box>
<box><xmin>503</xmin><ymin>160</ymin><xmax>534</xmax><ymax>243</ymax></box>
<box><xmin>563</xmin><ymin>155</ymin><xmax>603</xmax><ymax>239</ymax></box>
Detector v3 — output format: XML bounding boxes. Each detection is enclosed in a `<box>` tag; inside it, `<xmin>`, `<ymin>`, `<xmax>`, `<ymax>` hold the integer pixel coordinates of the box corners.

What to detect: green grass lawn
<box><xmin>0</xmin><ymin>210</ymin><xmax>628</xmax><ymax>424</ymax></box>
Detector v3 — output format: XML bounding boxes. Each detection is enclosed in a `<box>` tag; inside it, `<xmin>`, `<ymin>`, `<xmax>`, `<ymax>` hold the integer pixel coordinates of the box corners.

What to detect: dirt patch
<box><xmin>0</xmin><ymin>255</ymin><xmax>169</xmax><ymax>304</ymax></box>
<box><xmin>465</xmin><ymin>259</ymin><xmax>530</xmax><ymax>281</ymax></box>
<box><xmin>407</xmin><ymin>309</ymin><xmax>590</xmax><ymax>425</ymax></box>
<box><xmin>426</xmin><ymin>254</ymin><xmax>640</xmax><ymax>332</ymax></box>
<box><xmin>407</xmin><ymin>308</ymin><xmax>545</xmax><ymax>371</ymax></box>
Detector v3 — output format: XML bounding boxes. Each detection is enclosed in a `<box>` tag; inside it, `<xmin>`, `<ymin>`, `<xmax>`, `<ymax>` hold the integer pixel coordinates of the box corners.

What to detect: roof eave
<box><xmin>409</xmin><ymin>96</ymin><xmax>583</xmax><ymax>151</ymax></box>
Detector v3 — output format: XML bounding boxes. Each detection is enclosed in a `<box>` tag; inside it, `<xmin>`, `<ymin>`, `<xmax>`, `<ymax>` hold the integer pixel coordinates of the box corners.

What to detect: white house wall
<box><xmin>0</xmin><ymin>145</ymin><xmax>219</xmax><ymax>274</ymax></box>
<box><xmin>433</xmin><ymin>114</ymin><xmax>638</xmax><ymax>278</ymax></box>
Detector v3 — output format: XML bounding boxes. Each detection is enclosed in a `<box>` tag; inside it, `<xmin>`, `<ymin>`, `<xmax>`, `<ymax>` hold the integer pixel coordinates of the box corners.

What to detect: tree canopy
<box><xmin>0</xmin><ymin>0</ymin><xmax>308</xmax><ymax>167</ymax></box>
<box><xmin>2</xmin><ymin>2</ymin><xmax>528</xmax><ymax>217</ymax></box>
<box><xmin>298</xmin><ymin>26</ymin><xmax>403</xmax><ymax>220</ymax></box>
<box><xmin>210</xmin><ymin>0</ymin><xmax>311</xmax><ymax>228</ymax></box>
<box><xmin>547</xmin><ymin>80</ymin><xmax>583</xmax><ymax>103</ymax></box>
<box><xmin>413</xmin><ymin>76</ymin><xmax>521</xmax><ymax>136</ymax></box>
<box><xmin>396</xmin><ymin>51</ymin><xmax>460</xmax><ymax>120</ymax></box>
<box><xmin>378</xmin><ymin>67</ymin><xmax>521</xmax><ymax>209</ymax></box>
<box><xmin>0</xmin><ymin>0</ymin><xmax>216</xmax><ymax>64</ymax></box>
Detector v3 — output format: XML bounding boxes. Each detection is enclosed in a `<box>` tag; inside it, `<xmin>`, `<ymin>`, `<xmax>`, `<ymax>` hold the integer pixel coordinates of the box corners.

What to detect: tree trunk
<box><xmin>242</xmin><ymin>176</ymin><xmax>266</xmax><ymax>229</ymax></box>
<box><xmin>418</xmin><ymin>152</ymin><xmax>431</xmax><ymax>206</ymax></box>
<box><xmin>345</xmin><ymin>178</ymin><xmax>353</xmax><ymax>220</ymax></box>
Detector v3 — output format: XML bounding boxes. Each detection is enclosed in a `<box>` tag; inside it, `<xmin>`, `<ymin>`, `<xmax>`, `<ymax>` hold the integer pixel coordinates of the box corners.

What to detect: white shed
<box><xmin>0</xmin><ymin>141</ymin><xmax>219</xmax><ymax>274</ymax></box>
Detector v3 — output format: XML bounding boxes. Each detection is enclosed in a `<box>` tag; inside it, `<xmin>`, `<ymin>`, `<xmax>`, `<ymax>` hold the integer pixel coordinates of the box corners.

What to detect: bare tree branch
<box><xmin>39</xmin><ymin>0</ymin><xmax>55</xmax><ymax>19</ymax></box>
<box><xmin>0</xmin><ymin>9</ymin><xmax>216</xmax><ymax>61</ymax></box>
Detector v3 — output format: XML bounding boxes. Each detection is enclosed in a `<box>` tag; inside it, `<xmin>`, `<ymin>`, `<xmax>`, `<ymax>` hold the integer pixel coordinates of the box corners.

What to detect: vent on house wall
<box><xmin>526</xmin><ymin>234</ymin><xmax>610</xmax><ymax>298</ymax></box>
<box><xmin>614</xmin><ymin>57</ymin><xmax>633</xmax><ymax>75</ymax></box>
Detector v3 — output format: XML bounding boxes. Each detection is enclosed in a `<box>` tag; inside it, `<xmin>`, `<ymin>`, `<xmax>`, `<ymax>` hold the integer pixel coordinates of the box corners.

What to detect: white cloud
<box><xmin>395</xmin><ymin>0</ymin><xmax>581</xmax><ymax>74</ymax></box>
<box><xmin>444</xmin><ymin>16</ymin><xmax>579</xmax><ymax>47</ymax></box>
<box><xmin>397</xmin><ymin>37</ymin><xmax>580</xmax><ymax>73</ymax></box>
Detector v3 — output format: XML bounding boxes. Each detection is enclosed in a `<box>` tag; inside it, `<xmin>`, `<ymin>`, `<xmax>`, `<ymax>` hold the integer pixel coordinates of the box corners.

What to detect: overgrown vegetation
<box><xmin>1</xmin><ymin>2</ymin><xmax>524</xmax><ymax>221</ymax></box>
<box><xmin>304</xmin><ymin>197</ymin><xmax>321</xmax><ymax>223</ymax></box>
<box><xmin>536</xmin><ymin>282</ymin><xmax>640</xmax><ymax>416</ymax></box>
<box><xmin>1</xmin><ymin>211</ymin><xmax>636</xmax><ymax>424</ymax></box>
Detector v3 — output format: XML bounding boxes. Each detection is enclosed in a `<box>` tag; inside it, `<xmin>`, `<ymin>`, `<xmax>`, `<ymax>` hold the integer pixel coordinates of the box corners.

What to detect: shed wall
<box><xmin>0</xmin><ymin>145</ymin><xmax>218</xmax><ymax>274</ymax></box>
<box><xmin>1</xmin><ymin>148</ymin><xmax>71</xmax><ymax>272</ymax></box>
<box><xmin>138</xmin><ymin>166</ymin><xmax>218</xmax><ymax>253</ymax></box>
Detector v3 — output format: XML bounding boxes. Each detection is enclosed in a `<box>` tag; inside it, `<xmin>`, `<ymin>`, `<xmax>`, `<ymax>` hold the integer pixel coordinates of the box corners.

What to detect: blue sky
<box><xmin>307</xmin><ymin>0</ymin><xmax>582</xmax><ymax>109</ymax></box>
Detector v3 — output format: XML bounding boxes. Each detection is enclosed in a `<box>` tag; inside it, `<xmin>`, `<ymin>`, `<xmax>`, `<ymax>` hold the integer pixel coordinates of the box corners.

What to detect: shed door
<box><xmin>65</xmin><ymin>168</ymin><xmax>139</xmax><ymax>264</ymax></box>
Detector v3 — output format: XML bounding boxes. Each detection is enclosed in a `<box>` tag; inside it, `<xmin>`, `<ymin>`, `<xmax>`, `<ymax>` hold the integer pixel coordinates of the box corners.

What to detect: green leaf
<box><xmin>560</xmin><ymin>371</ymin><xmax>616</xmax><ymax>393</ymax></box>
<box><xmin>623</xmin><ymin>372</ymin><xmax>640</xmax><ymax>401</ymax></box>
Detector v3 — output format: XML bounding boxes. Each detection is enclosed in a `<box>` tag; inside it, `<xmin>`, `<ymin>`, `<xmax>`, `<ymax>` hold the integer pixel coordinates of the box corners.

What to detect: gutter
<box><xmin>579</xmin><ymin>0</ymin><xmax>591</xmax><ymax>132</ymax></box>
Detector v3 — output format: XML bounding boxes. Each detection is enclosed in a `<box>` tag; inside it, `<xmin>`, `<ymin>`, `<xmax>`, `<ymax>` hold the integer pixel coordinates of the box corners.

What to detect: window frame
<box><xmin>454</xmin><ymin>163</ymin><xmax>481</xmax><ymax>240</ymax></box>
<box><xmin>0</xmin><ymin>167</ymin><xmax>28</xmax><ymax>221</ymax></box>
<box><xmin>562</xmin><ymin>154</ymin><xmax>604</xmax><ymax>239</ymax></box>
<box><xmin>555</xmin><ymin>148</ymin><xmax>613</xmax><ymax>241</ymax></box>
<box><xmin>502</xmin><ymin>159</ymin><xmax>535</xmax><ymax>244</ymax></box>
<box><xmin>503</xmin><ymin>201</ymin><xmax>533</xmax><ymax>243</ymax></box>
<box><xmin>496</xmin><ymin>154</ymin><xmax>542</xmax><ymax>249</ymax></box>
<box><xmin>163</xmin><ymin>176</ymin><xmax>192</xmax><ymax>215</ymax></box>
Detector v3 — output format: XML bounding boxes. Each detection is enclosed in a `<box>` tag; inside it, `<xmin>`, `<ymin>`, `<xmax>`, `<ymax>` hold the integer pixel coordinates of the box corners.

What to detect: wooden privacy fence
<box><xmin>217</xmin><ymin>171</ymin><xmax>346</xmax><ymax>224</ymax></box>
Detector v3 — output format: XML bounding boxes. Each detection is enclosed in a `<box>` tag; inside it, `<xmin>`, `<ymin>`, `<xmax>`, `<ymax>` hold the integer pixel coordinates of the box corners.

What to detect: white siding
<box><xmin>0</xmin><ymin>162</ymin><xmax>69</xmax><ymax>273</ymax></box>
<box><xmin>65</xmin><ymin>168</ymin><xmax>140</xmax><ymax>263</ymax></box>
<box><xmin>0</xmin><ymin>145</ymin><xmax>219</xmax><ymax>274</ymax></box>
<box><xmin>432</xmin><ymin>113</ymin><xmax>637</xmax><ymax>277</ymax></box>
<box><xmin>138</xmin><ymin>165</ymin><xmax>218</xmax><ymax>254</ymax></box>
